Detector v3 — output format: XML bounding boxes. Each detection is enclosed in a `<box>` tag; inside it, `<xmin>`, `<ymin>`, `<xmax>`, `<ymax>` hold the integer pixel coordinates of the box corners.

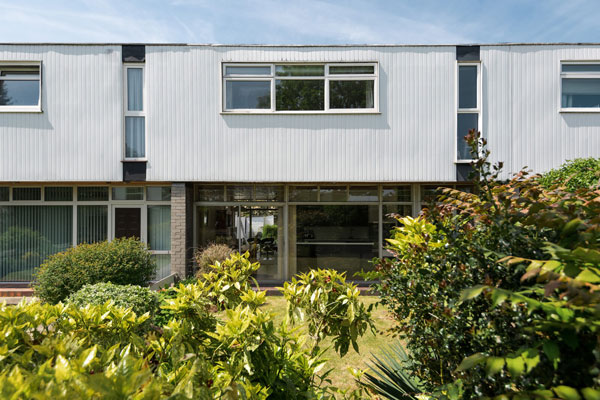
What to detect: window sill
<box><xmin>0</xmin><ymin>106</ymin><xmax>42</xmax><ymax>113</ymax></box>
<box><xmin>559</xmin><ymin>108</ymin><xmax>600</xmax><ymax>113</ymax></box>
<box><xmin>221</xmin><ymin>110</ymin><xmax>381</xmax><ymax>115</ymax></box>
<box><xmin>455</xmin><ymin>160</ymin><xmax>475</xmax><ymax>164</ymax></box>
<box><xmin>121</xmin><ymin>159</ymin><xmax>148</xmax><ymax>163</ymax></box>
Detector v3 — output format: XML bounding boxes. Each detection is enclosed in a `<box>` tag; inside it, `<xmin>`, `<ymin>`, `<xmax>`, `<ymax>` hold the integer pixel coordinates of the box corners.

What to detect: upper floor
<box><xmin>1</xmin><ymin>43</ymin><xmax>599</xmax><ymax>182</ymax></box>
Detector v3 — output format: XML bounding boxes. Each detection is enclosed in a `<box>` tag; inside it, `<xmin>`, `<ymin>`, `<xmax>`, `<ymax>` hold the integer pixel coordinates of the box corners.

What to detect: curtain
<box><xmin>153</xmin><ymin>254</ymin><xmax>171</xmax><ymax>280</ymax></box>
<box><xmin>0</xmin><ymin>206</ymin><xmax>72</xmax><ymax>281</ymax></box>
<box><xmin>77</xmin><ymin>205</ymin><xmax>107</xmax><ymax>244</ymax></box>
<box><xmin>127</xmin><ymin>68</ymin><xmax>143</xmax><ymax>111</ymax></box>
<box><xmin>125</xmin><ymin>116</ymin><xmax>145</xmax><ymax>158</ymax></box>
<box><xmin>148</xmin><ymin>206</ymin><xmax>170</xmax><ymax>251</ymax></box>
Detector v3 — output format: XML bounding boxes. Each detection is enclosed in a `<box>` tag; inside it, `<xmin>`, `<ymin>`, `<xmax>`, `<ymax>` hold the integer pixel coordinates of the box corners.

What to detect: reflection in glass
<box><xmin>329</xmin><ymin>80</ymin><xmax>374</xmax><ymax>109</ymax></box>
<box><xmin>382</xmin><ymin>186</ymin><xmax>411</xmax><ymax>202</ymax></box>
<box><xmin>457</xmin><ymin>113</ymin><xmax>478</xmax><ymax>160</ymax></box>
<box><xmin>275</xmin><ymin>65</ymin><xmax>324</xmax><ymax>76</ymax></box>
<box><xmin>329</xmin><ymin>65</ymin><xmax>374</xmax><ymax>74</ymax></box>
<box><xmin>319</xmin><ymin>186</ymin><xmax>347</xmax><ymax>202</ymax></box>
<box><xmin>289</xmin><ymin>186</ymin><xmax>318</xmax><ymax>202</ymax></box>
<box><xmin>147</xmin><ymin>186</ymin><xmax>171</xmax><ymax>201</ymax></box>
<box><xmin>348</xmin><ymin>186</ymin><xmax>378</xmax><ymax>202</ymax></box>
<box><xmin>196</xmin><ymin>185</ymin><xmax>224</xmax><ymax>202</ymax></box>
<box><xmin>562</xmin><ymin>64</ymin><xmax>600</xmax><ymax>73</ymax></box>
<box><xmin>227</xmin><ymin>185</ymin><xmax>253</xmax><ymax>201</ymax></box>
<box><xmin>0</xmin><ymin>80</ymin><xmax>39</xmax><ymax>106</ymax></box>
<box><xmin>255</xmin><ymin>186</ymin><xmax>284</xmax><ymax>202</ymax></box>
<box><xmin>562</xmin><ymin>78</ymin><xmax>600</xmax><ymax>108</ymax></box>
<box><xmin>112</xmin><ymin>187</ymin><xmax>144</xmax><ymax>201</ymax></box>
<box><xmin>225</xmin><ymin>66</ymin><xmax>271</xmax><ymax>76</ymax></box>
<box><xmin>78</xmin><ymin>187</ymin><xmax>108</xmax><ymax>201</ymax></box>
<box><xmin>276</xmin><ymin>80</ymin><xmax>324</xmax><ymax>111</ymax></box>
<box><xmin>458</xmin><ymin>66</ymin><xmax>477</xmax><ymax>109</ymax></box>
<box><xmin>225</xmin><ymin>81</ymin><xmax>270</xmax><ymax>109</ymax></box>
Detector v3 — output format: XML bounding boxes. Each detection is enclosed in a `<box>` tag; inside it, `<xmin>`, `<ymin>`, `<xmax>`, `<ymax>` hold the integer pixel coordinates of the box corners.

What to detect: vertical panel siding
<box><xmin>0</xmin><ymin>45</ymin><xmax>122</xmax><ymax>182</ymax></box>
<box><xmin>145</xmin><ymin>46</ymin><xmax>456</xmax><ymax>182</ymax></box>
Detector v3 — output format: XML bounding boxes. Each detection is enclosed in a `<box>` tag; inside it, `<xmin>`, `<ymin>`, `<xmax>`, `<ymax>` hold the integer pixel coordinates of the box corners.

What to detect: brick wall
<box><xmin>170</xmin><ymin>183</ymin><xmax>188</xmax><ymax>278</ymax></box>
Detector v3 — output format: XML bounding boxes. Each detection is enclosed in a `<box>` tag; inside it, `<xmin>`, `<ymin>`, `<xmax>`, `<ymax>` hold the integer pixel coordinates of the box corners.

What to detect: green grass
<box><xmin>261</xmin><ymin>296</ymin><xmax>398</xmax><ymax>391</ymax></box>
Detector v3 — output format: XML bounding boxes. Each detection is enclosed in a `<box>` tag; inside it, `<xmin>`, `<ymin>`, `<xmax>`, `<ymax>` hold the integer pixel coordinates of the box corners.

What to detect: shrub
<box><xmin>194</xmin><ymin>243</ymin><xmax>234</xmax><ymax>277</ymax></box>
<box><xmin>67</xmin><ymin>282</ymin><xmax>159</xmax><ymax>323</ymax></box>
<box><xmin>34</xmin><ymin>238</ymin><xmax>155</xmax><ymax>304</ymax></box>
<box><xmin>280</xmin><ymin>268</ymin><xmax>374</xmax><ymax>357</ymax></box>
<box><xmin>539</xmin><ymin>157</ymin><xmax>600</xmax><ymax>191</ymax></box>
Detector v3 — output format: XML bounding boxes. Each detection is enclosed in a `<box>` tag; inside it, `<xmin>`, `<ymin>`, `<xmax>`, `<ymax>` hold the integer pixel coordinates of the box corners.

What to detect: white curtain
<box><xmin>77</xmin><ymin>205</ymin><xmax>107</xmax><ymax>244</ymax></box>
<box><xmin>127</xmin><ymin>68</ymin><xmax>143</xmax><ymax>111</ymax></box>
<box><xmin>125</xmin><ymin>116</ymin><xmax>145</xmax><ymax>158</ymax></box>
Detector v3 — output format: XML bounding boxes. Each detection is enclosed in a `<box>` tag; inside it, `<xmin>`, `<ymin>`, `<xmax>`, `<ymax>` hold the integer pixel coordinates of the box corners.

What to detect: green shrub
<box><xmin>67</xmin><ymin>282</ymin><xmax>159</xmax><ymax>323</ymax></box>
<box><xmin>539</xmin><ymin>157</ymin><xmax>600</xmax><ymax>191</ymax></box>
<box><xmin>34</xmin><ymin>238</ymin><xmax>156</xmax><ymax>304</ymax></box>
<box><xmin>194</xmin><ymin>242</ymin><xmax>234</xmax><ymax>277</ymax></box>
<box><xmin>280</xmin><ymin>268</ymin><xmax>374</xmax><ymax>357</ymax></box>
<box><xmin>262</xmin><ymin>224</ymin><xmax>278</xmax><ymax>239</ymax></box>
<box><xmin>368</xmin><ymin>131</ymin><xmax>600</xmax><ymax>397</ymax></box>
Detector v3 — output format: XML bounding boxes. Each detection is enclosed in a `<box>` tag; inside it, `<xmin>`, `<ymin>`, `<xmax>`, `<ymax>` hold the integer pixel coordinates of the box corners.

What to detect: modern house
<box><xmin>0</xmin><ymin>43</ymin><xmax>599</xmax><ymax>284</ymax></box>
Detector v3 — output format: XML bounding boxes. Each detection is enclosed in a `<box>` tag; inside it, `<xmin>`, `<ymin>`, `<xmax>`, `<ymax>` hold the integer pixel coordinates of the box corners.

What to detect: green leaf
<box><xmin>485</xmin><ymin>357</ymin><xmax>505</xmax><ymax>376</ymax></box>
<box><xmin>576</xmin><ymin>268</ymin><xmax>600</xmax><ymax>284</ymax></box>
<box><xmin>582</xmin><ymin>388</ymin><xmax>600</xmax><ymax>400</ymax></box>
<box><xmin>506</xmin><ymin>356</ymin><xmax>525</xmax><ymax>377</ymax></box>
<box><xmin>554</xmin><ymin>386</ymin><xmax>581</xmax><ymax>400</ymax></box>
<box><xmin>543</xmin><ymin>341</ymin><xmax>560</xmax><ymax>369</ymax></box>
<box><xmin>459</xmin><ymin>285</ymin><xmax>487</xmax><ymax>303</ymax></box>
<box><xmin>456</xmin><ymin>353</ymin><xmax>486</xmax><ymax>371</ymax></box>
<box><xmin>491</xmin><ymin>290</ymin><xmax>508</xmax><ymax>307</ymax></box>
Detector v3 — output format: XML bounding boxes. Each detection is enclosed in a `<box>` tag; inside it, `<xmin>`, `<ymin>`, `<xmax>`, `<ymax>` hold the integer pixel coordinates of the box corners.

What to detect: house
<box><xmin>0</xmin><ymin>43</ymin><xmax>599</xmax><ymax>284</ymax></box>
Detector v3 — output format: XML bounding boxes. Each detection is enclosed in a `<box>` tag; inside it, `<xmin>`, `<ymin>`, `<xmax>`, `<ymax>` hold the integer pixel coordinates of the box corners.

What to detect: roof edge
<box><xmin>0</xmin><ymin>42</ymin><xmax>599</xmax><ymax>47</ymax></box>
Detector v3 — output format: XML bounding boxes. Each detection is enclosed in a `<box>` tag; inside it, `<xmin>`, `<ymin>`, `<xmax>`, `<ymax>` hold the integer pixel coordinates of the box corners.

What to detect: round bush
<box><xmin>67</xmin><ymin>282</ymin><xmax>159</xmax><ymax>320</ymax></box>
<box><xmin>194</xmin><ymin>243</ymin><xmax>234</xmax><ymax>277</ymax></box>
<box><xmin>34</xmin><ymin>237</ymin><xmax>156</xmax><ymax>304</ymax></box>
<box><xmin>539</xmin><ymin>157</ymin><xmax>600</xmax><ymax>191</ymax></box>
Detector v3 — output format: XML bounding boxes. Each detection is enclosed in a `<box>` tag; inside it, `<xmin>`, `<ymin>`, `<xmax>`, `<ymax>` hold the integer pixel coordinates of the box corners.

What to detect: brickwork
<box><xmin>170</xmin><ymin>183</ymin><xmax>188</xmax><ymax>278</ymax></box>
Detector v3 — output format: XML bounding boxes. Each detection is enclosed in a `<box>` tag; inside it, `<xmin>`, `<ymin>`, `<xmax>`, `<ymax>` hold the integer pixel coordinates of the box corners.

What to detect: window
<box><xmin>222</xmin><ymin>63</ymin><xmax>378</xmax><ymax>113</ymax></box>
<box><xmin>0</xmin><ymin>63</ymin><xmax>41</xmax><ymax>111</ymax></box>
<box><xmin>561</xmin><ymin>62</ymin><xmax>600</xmax><ymax>110</ymax></box>
<box><xmin>124</xmin><ymin>65</ymin><xmax>145</xmax><ymax>159</ymax></box>
<box><xmin>456</xmin><ymin>63</ymin><xmax>481</xmax><ymax>161</ymax></box>
<box><xmin>112</xmin><ymin>187</ymin><xmax>144</xmax><ymax>200</ymax></box>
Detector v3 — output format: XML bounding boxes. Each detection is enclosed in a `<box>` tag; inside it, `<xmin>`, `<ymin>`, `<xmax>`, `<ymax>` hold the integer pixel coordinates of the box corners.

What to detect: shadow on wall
<box><xmin>561</xmin><ymin>113</ymin><xmax>600</xmax><ymax>128</ymax></box>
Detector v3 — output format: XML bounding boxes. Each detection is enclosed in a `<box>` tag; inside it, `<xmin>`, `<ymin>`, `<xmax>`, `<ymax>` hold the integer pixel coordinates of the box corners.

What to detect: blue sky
<box><xmin>0</xmin><ymin>0</ymin><xmax>599</xmax><ymax>44</ymax></box>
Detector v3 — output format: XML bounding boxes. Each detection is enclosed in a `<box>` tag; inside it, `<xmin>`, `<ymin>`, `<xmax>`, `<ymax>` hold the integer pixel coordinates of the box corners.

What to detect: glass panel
<box><xmin>240</xmin><ymin>206</ymin><xmax>284</xmax><ymax>280</ymax></box>
<box><xmin>562</xmin><ymin>64</ymin><xmax>600</xmax><ymax>73</ymax></box>
<box><xmin>0</xmin><ymin>187</ymin><xmax>8</xmax><ymax>202</ymax></box>
<box><xmin>0</xmin><ymin>67</ymin><xmax>39</xmax><ymax>77</ymax></box>
<box><xmin>148</xmin><ymin>206</ymin><xmax>171</xmax><ymax>251</ymax></box>
<box><xmin>0</xmin><ymin>206</ymin><xmax>72</xmax><ymax>281</ymax></box>
<box><xmin>329</xmin><ymin>65</ymin><xmax>374</xmax><ymax>74</ymax></box>
<box><xmin>125</xmin><ymin>116</ymin><xmax>145</xmax><ymax>158</ymax></box>
<box><xmin>114</xmin><ymin>208</ymin><xmax>141</xmax><ymax>239</ymax></box>
<box><xmin>457</xmin><ymin>113</ymin><xmax>478</xmax><ymax>160</ymax></box>
<box><xmin>0</xmin><ymin>80</ymin><xmax>39</xmax><ymax>106</ymax></box>
<box><xmin>153</xmin><ymin>254</ymin><xmax>171</xmax><ymax>280</ymax></box>
<box><xmin>421</xmin><ymin>185</ymin><xmax>452</xmax><ymax>203</ymax></box>
<box><xmin>127</xmin><ymin>68</ymin><xmax>143</xmax><ymax>111</ymax></box>
<box><xmin>227</xmin><ymin>185</ymin><xmax>253</xmax><ymax>201</ymax></box>
<box><xmin>147</xmin><ymin>186</ymin><xmax>171</xmax><ymax>201</ymax></box>
<box><xmin>562</xmin><ymin>78</ymin><xmax>600</xmax><ymax>108</ymax></box>
<box><xmin>276</xmin><ymin>80</ymin><xmax>324</xmax><ymax>111</ymax></box>
<box><xmin>383</xmin><ymin>204</ymin><xmax>413</xmax><ymax>242</ymax></box>
<box><xmin>77</xmin><ymin>187</ymin><xmax>108</xmax><ymax>201</ymax></box>
<box><xmin>13</xmin><ymin>188</ymin><xmax>41</xmax><ymax>201</ymax></box>
<box><xmin>458</xmin><ymin>65</ymin><xmax>477</xmax><ymax>109</ymax></box>
<box><xmin>382</xmin><ymin>186</ymin><xmax>412</xmax><ymax>202</ymax></box>
<box><xmin>289</xmin><ymin>186</ymin><xmax>318</xmax><ymax>202</ymax></box>
<box><xmin>255</xmin><ymin>185</ymin><xmax>284</xmax><ymax>202</ymax></box>
<box><xmin>196</xmin><ymin>206</ymin><xmax>240</xmax><ymax>249</ymax></box>
<box><xmin>45</xmin><ymin>187</ymin><xmax>73</xmax><ymax>202</ymax></box>
<box><xmin>112</xmin><ymin>187</ymin><xmax>144</xmax><ymax>201</ymax></box>
<box><xmin>348</xmin><ymin>186</ymin><xmax>379</xmax><ymax>202</ymax></box>
<box><xmin>275</xmin><ymin>65</ymin><xmax>324</xmax><ymax>76</ymax></box>
<box><xmin>77</xmin><ymin>205</ymin><xmax>108</xmax><ymax>244</ymax></box>
<box><xmin>225</xmin><ymin>81</ymin><xmax>271</xmax><ymax>109</ymax></box>
<box><xmin>330</xmin><ymin>80</ymin><xmax>375</xmax><ymax>109</ymax></box>
<box><xmin>289</xmin><ymin>205</ymin><xmax>378</xmax><ymax>278</ymax></box>
<box><xmin>196</xmin><ymin>185</ymin><xmax>225</xmax><ymax>202</ymax></box>
<box><xmin>225</xmin><ymin>66</ymin><xmax>271</xmax><ymax>76</ymax></box>
<box><xmin>319</xmin><ymin>186</ymin><xmax>347</xmax><ymax>202</ymax></box>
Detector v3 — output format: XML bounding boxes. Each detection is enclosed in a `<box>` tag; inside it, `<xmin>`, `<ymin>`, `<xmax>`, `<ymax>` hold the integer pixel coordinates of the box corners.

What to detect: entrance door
<box><xmin>114</xmin><ymin>207</ymin><xmax>142</xmax><ymax>239</ymax></box>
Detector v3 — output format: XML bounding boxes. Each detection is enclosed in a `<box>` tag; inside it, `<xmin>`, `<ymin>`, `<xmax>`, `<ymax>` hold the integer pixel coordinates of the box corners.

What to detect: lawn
<box><xmin>261</xmin><ymin>295</ymin><xmax>398</xmax><ymax>391</ymax></box>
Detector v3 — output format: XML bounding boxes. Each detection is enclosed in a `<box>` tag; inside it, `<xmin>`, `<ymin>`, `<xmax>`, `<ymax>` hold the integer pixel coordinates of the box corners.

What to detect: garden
<box><xmin>1</xmin><ymin>132</ymin><xmax>600</xmax><ymax>399</ymax></box>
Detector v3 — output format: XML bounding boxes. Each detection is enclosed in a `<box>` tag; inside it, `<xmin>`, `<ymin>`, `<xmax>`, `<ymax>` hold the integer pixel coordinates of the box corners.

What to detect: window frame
<box><xmin>559</xmin><ymin>60</ymin><xmax>600</xmax><ymax>113</ymax></box>
<box><xmin>455</xmin><ymin>61</ymin><xmax>482</xmax><ymax>163</ymax></box>
<box><xmin>0</xmin><ymin>61</ymin><xmax>42</xmax><ymax>113</ymax></box>
<box><xmin>123</xmin><ymin>63</ymin><xmax>147</xmax><ymax>161</ymax></box>
<box><xmin>221</xmin><ymin>62</ymin><xmax>379</xmax><ymax>114</ymax></box>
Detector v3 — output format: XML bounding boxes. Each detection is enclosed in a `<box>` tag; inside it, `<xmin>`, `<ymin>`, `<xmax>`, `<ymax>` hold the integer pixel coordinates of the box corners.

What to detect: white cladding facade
<box><xmin>1</xmin><ymin>43</ymin><xmax>599</xmax><ymax>183</ymax></box>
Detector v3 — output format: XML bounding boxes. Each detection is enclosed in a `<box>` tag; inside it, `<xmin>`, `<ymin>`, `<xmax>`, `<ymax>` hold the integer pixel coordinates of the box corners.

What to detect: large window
<box><xmin>456</xmin><ymin>63</ymin><xmax>481</xmax><ymax>161</ymax></box>
<box><xmin>222</xmin><ymin>63</ymin><xmax>378</xmax><ymax>113</ymax></box>
<box><xmin>561</xmin><ymin>62</ymin><xmax>600</xmax><ymax>110</ymax></box>
<box><xmin>0</xmin><ymin>63</ymin><xmax>41</xmax><ymax>112</ymax></box>
<box><xmin>124</xmin><ymin>65</ymin><xmax>145</xmax><ymax>159</ymax></box>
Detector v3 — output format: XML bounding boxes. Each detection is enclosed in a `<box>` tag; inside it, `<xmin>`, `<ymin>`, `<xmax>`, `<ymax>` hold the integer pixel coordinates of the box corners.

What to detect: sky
<box><xmin>0</xmin><ymin>0</ymin><xmax>599</xmax><ymax>45</ymax></box>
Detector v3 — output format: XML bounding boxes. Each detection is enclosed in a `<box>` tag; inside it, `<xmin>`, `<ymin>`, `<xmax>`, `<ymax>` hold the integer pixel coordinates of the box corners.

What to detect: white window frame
<box><xmin>0</xmin><ymin>61</ymin><xmax>42</xmax><ymax>113</ymax></box>
<box><xmin>123</xmin><ymin>64</ymin><xmax>147</xmax><ymax>160</ymax></box>
<box><xmin>559</xmin><ymin>60</ymin><xmax>600</xmax><ymax>113</ymax></box>
<box><xmin>221</xmin><ymin>62</ymin><xmax>379</xmax><ymax>114</ymax></box>
<box><xmin>455</xmin><ymin>61</ymin><xmax>482</xmax><ymax>163</ymax></box>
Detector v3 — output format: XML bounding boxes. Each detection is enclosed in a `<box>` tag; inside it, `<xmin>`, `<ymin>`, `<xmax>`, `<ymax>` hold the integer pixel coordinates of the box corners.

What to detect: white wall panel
<box><xmin>0</xmin><ymin>45</ymin><xmax>122</xmax><ymax>182</ymax></box>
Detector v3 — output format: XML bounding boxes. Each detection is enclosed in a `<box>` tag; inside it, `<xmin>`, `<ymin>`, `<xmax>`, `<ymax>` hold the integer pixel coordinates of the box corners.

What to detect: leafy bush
<box><xmin>262</xmin><ymin>224</ymin><xmax>278</xmax><ymax>239</ymax></box>
<box><xmin>280</xmin><ymin>268</ymin><xmax>374</xmax><ymax>357</ymax></box>
<box><xmin>539</xmin><ymin>157</ymin><xmax>600</xmax><ymax>191</ymax></box>
<box><xmin>67</xmin><ymin>282</ymin><xmax>159</xmax><ymax>325</ymax></box>
<box><xmin>368</xmin><ymin>131</ymin><xmax>600</xmax><ymax>397</ymax></box>
<box><xmin>34</xmin><ymin>237</ymin><xmax>155</xmax><ymax>304</ymax></box>
<box><xmin>194</xmin><ymin>243</ymin><xmax>234</xmax><ymax>277</ymax></box>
